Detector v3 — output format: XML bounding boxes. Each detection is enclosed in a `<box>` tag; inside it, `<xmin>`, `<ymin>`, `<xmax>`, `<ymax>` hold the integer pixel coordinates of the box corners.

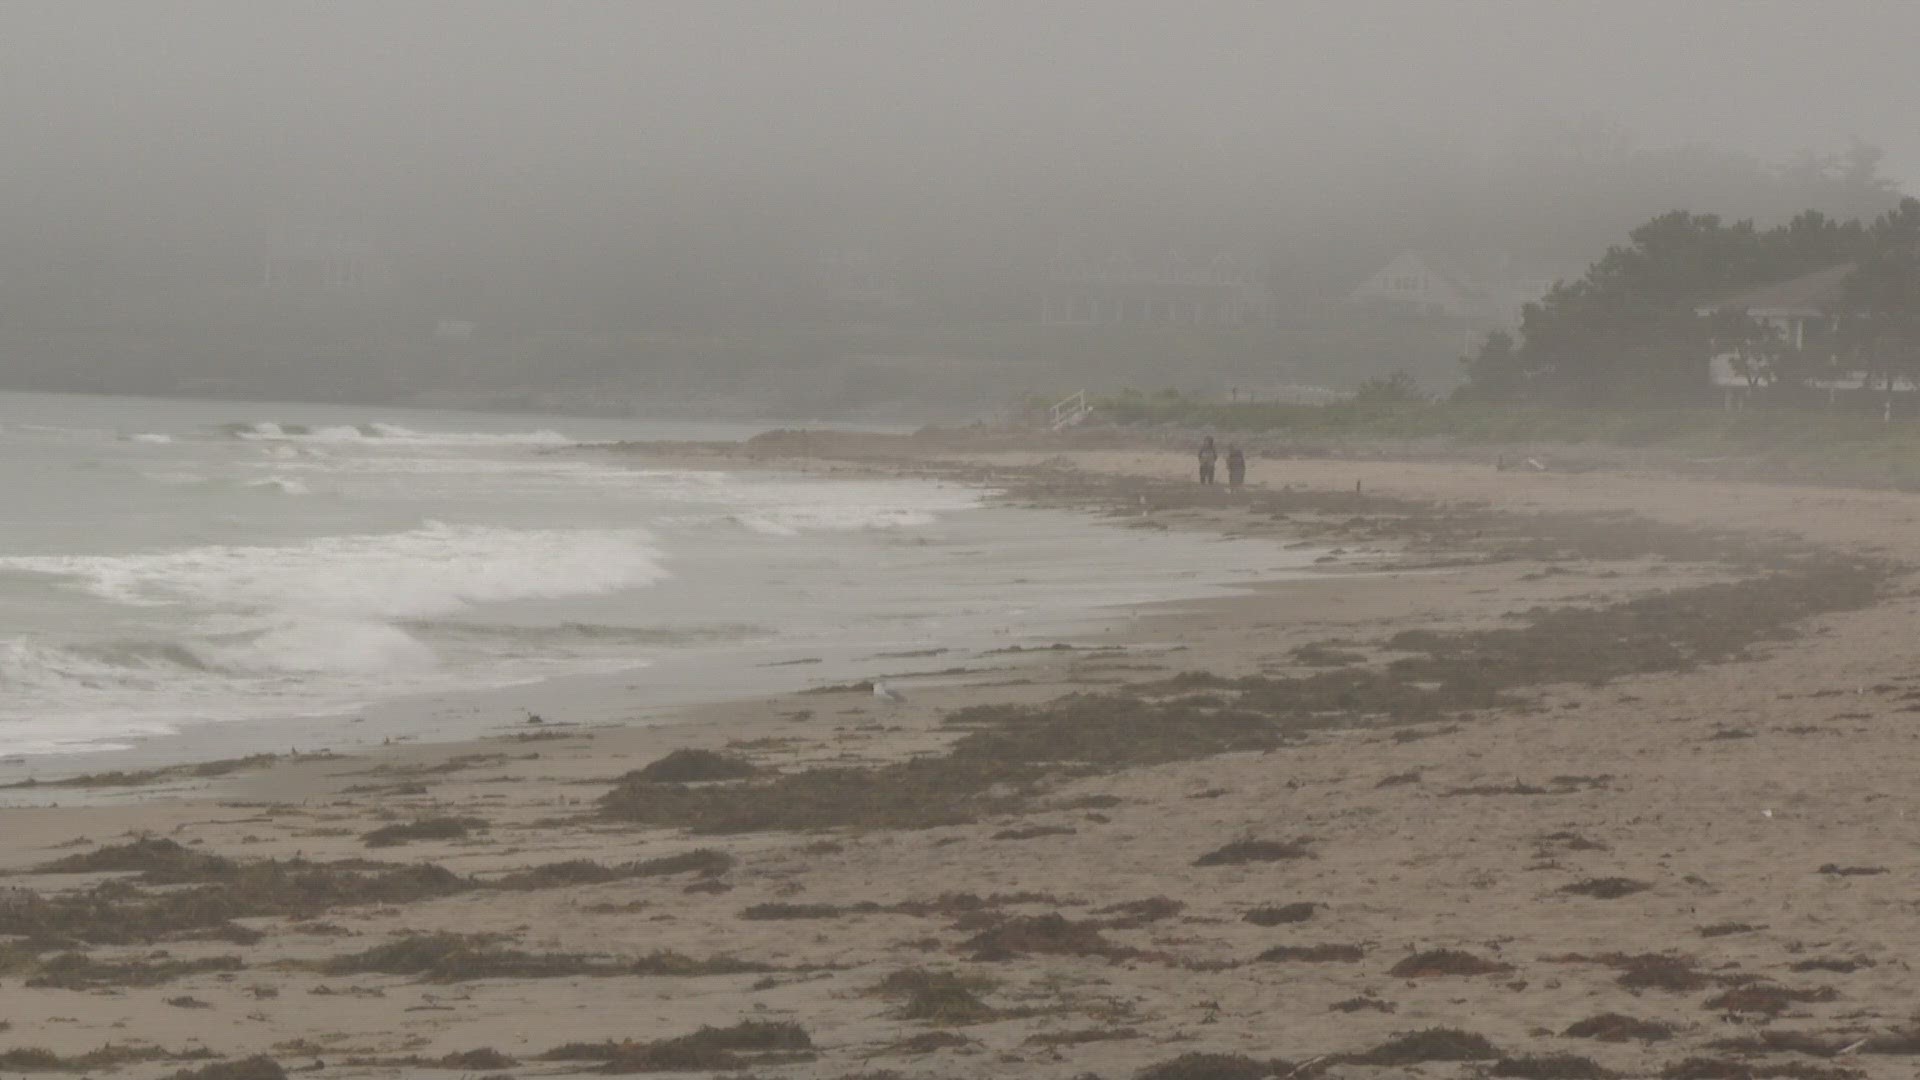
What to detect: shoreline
<box><xmin>5</xmin><ymin>438</ymin><xmax>1920</xmax><ymax>1079</ymax></box>
<box><xmin>0</xmin><ymin>461</ymin><xmax>1345</xmax><ymax>788</ymax></box>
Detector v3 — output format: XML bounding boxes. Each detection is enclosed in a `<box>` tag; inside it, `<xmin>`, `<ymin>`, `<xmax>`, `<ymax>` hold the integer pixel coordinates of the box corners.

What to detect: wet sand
<box><xmin>4</xmin><ymin>437</ymin><xmax>1920</xmax><ymax>1080</ymax></box>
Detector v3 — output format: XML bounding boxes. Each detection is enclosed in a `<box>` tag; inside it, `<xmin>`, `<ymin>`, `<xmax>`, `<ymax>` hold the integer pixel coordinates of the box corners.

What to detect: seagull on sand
<box><xmin>873</xmin><ymin>680</ymin><xmax>907</xmax><ymax>707</ymax></box>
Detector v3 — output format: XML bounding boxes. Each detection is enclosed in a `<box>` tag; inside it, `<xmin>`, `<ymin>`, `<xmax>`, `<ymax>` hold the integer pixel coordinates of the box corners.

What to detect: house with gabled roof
<box><xmin>1693</xmin><ymin>264</ymin><xmax>1889</xmax><ymax>389</ymax></box>
<box><xmin>1350</xmin><ymin>252</ymin><xmax>1494</xmax><ymax>319</ymax></box>
<box><xmin>1348</xmin><ymin>251</ymin><xmax>1564</xmax><ymax>325</ymax></box>
<box><xmin>1696</xmin><ymin>263</ymin><xmax>1854</xmax><ymax>350</ymax></box>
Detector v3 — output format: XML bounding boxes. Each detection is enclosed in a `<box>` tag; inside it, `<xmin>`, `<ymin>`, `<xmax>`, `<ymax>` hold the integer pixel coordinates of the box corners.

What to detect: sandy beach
<box><xmin>5</xmin><ymin>435</ymin><xmax>1920</xmax><ymax>1080</ymax></box>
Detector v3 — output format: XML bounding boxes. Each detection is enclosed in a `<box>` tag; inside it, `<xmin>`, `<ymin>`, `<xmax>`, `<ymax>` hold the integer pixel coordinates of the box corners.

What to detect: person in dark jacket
<box><xmin>1225</xmin><ymin>444</ymin><xmax>1246</xmax><ymax>490</ymax></box>
<box><xmin>1197</xmin><ymin>436</ymin><xmax>1218</xmax><ymax>484</ymax></box>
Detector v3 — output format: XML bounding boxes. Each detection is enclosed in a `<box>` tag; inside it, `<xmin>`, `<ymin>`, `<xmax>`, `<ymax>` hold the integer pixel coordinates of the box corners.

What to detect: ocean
<box><xmin>0</xmin><ymin>390</ymin><xmax>1315</xmax><ymax>771</ymax></box>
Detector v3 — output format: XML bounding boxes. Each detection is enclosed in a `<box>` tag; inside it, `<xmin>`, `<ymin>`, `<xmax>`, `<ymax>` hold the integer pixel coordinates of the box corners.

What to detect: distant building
<box><xmin>1696</xmin><ymin>263</ymin><xmax>1853</xmax><ymax>353</ymax></box>
<box><xmin>1348</xmin><ymin>251</ymin><xmax>1564</xmax><ymax>325</ymax></box>
<box><xmin>1694</xmin><ymin>264</ymin><xmax>1895</xmax><ymax>390</ymax></box>
<box><xmin>1039</xmin><ymin>249</ymin><xmax>1271</xmax><ymax>327</ymax></box>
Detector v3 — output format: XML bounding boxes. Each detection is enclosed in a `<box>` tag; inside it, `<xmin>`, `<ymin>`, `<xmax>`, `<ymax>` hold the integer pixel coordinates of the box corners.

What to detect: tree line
<box><xmin>1461</xmin><ymin>197</ymin><xmax>1920</xmax><ymax>405</ymax></box>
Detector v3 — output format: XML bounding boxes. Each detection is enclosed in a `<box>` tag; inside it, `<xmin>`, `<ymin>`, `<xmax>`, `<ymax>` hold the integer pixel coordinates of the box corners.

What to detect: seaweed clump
<box><xmin>1704</xmin><ymin>983</ymin><xmax>1840</xmax><ymax>1016</ymax></box>
<box><xmin>37</xmin><ymin>837</ymin><xmax>236</xmax><ymax>881</ymax></box>
<box><xmin>320</xmin><ymin>933</ymin><xmax>614</xmax><ymax>982</ymax></box>
<box><xmin>962</xmin><ymin>914</ymin><xmax>1135</xmax><ymax>962</ymax></box>
<box><xmin>739</xmin><ymin>903</ymin><xmax>845</xmax><ymax>921</ymax></box>
<box><xmin>541</xmin><ymin>1021</ymin><xmax>811</xmax><ymax>1074</ymax></box>
<box><xmin>1563</xmin><ymin>1013</ymin><xmax>1674</xmax><ymax>1042</ymax></box>
<box><xmin>1243</xmin><ymin>903</ymin><xmax>1317</xmax><ymax>926</ymax></box>
<box><xmin>360</xmin><ymin>816</ymin><xmax>488</xmax><ymax>848</ymax></box>
<box><xmin>874</xmin><ymin>969</ymin><xmax>998</xmax><ymax>1023</ymax></box>
<box><xmin>1491</xmin><ymin>1055</ymin><xmax>1615</xmax><ymax>1079</ymax></box>
<box><xmin>492</xmin><ymin>849</ymin><xmax>733</xmax><ymax>889</ymax></box>
<box><xmin>1134</xmin><ymin>1053</ymin><xmax>1294</xmax><ymax>1080</ymax></box>
<box><xmin>601</xmin><ymin>692</ymin><xmax>1288</xmax><ymax>834</ymax></box>
<box><xmin>625</xmin><ymin>749</ymin><xmax>759</xmax><ymax>783</ymax></box>
<box><xmin>167</xmin><ymin>1059</ymin><xmax>288</xmax><ymax>1080</ymax></box>
<box><xmin>1354</xmin><ymin>1028</ymin><xmax>1500</xmax><ymax>1066</ymax></box>
<box><xmin>1561</xmin><ymin>877</ymin><xmax>1652</xmax><ymax>899</ymax></box>
<box><xmin>1256</xmin><ymin>944</ymin><xmax>1364</xmax><ymax>963</ymax></box>
<box><xmin>0</xmin><ymin>1045</ymin><xmax>217</xmax><ymax>1072</ymax></box>
<box><xmin>26</xmin><ymin>952</ymin><xmax>244</xmax><ymax>990</ymax></box>
<box><xmin>1194</xmin><ymin>839</ymin><xmax>1312</xmax><ymax>867</ymax></box>
<box><xmin>1</xmin><ymin>856</ymin><xmax>469</xmax><ymax>947</ymax></box>
<box><xmin>1388</xmin><ymin>949</ymin><xmax>1513</xmax><ymax>978</ymax></box>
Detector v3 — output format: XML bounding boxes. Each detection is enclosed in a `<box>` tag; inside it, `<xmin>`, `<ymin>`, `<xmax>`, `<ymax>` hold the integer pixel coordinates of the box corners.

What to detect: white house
<box><xmin>1696</xmin><ymin>263</ymin><xmax>1853</xmax><ymax>351</ymax></box>
<box><xmin>1692</xmin><ymin>264</ymin><xmax>1901</xmax><ymax>390</ymax></box>
<box><xmin>1348</xmin><ymin>251</ymin><xmax>1561</xmax><ymax>325</ymax></box>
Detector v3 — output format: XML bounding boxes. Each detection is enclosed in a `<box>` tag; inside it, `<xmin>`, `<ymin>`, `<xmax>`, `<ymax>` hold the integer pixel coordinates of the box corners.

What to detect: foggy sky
<box><xmin>2</xmin><ymin>1</ymin><xmax>1915</xmax><ymax>265</ymax></box>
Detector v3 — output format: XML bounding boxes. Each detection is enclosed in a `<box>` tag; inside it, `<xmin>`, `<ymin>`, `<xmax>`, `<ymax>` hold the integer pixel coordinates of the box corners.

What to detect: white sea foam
<box><xmin>643</xmin><ymin>473</ymin><xmax>985</xmax><ymax>533</ymax></box>
<box><xmin>0</xmin><ymin>523</ymin><xmax>670</xmax><ymax>677</ymax></box>
<box><xmin>217</xmin><ymin>460</ymin><xmax>986</xmax><ymax>529</ymax></box>
<box><xmin>244</xmin><ymin>476</ymin><xmax>312</xmax><ymax>495</ymax></box>
<box><xmin>0</xmin><ymin>637</ymin><xmax>205</xmax><ymax>693</ymax></box>
<box><xmin>242</xmin><ymin>455</ymin><xmax>613</xmax><ymax>478</ymax></box>
<box><xmin>0</xmin><ymin>641</ymin><xmax>231</xmax><ymax>757</ymax></box>
<box><xmin>730</xmin><ymin>507</ymin><xmax>943</xmax><ymax>535</ymax></box>
<box><xmin>19</xmin><ymin>424</ymin><xmax>115</xmax><ymax>438</ymax></box>
<box><xmin>2</xmin><ymin>522</ymin><xmax>667</xmax><ymax>619</ymax></box>
<box><xmin>141</xmin><ymin>470</ymin><xmax>212</xmax><ymax>486</ymax></box>
<box><xmin>0</xmin><ymin>708</ymin><xmax>179</xmax><ymax>756</ymax></box>
<box><xmin>0</xmin><ymin>400</ymin><xmax>1008</xmax><ymax>762</ymax></box>
<box><xmin>234</xmin><ymin>621</ymin><xmax>435</xmax><ymax>675</ymax></box>
<box><xmin>226</xmin><ymin>420</ymin><xmax>573</xmax><ymax>447</ymax></box>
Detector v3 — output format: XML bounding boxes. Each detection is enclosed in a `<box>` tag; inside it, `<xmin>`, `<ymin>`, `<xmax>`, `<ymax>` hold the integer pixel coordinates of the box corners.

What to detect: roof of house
<box><xmin>1351</xmin><ymin>252</ymin><xmax>1485</xmax><ymax>298</ymax></box>
<box><xmin>1414</xmin><ymin>253</ymin><xmax>1496</xmax><ymax>301</ymax></box>
<box><xmin>1352</xmin><ymin>250</ymin><xmax>1578</xmax><ymax>304</ymax></box>
<box><xmin>1699</xmin><ymin>263</ymin><xmax>1855</xmax><ymax>318</ymax></box>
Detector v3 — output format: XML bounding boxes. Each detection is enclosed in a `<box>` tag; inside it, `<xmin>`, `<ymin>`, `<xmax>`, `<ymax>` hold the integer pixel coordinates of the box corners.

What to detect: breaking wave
<box><xmin>220</xmin><ymin>420</ymin><xmax>573</xmax><ymax>447</ymax></box>
<box><xmin>0</xmin><ymin>637</ymin><xmax>216</xmax><ymax>693</ymax></box>
<box><xmin>243</xmin><ymin>476</ymin><xmax>311</xmax><ymax>495</ymax></box>
<box><xmin>0</xmin><ymin>523</ymin><xmax>670</xmax><ymax>678</ymax></box>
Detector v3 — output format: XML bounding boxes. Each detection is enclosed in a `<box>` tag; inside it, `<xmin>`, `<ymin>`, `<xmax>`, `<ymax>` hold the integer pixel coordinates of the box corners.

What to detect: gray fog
<box><xmin>2</xmin><ymin>1</ymin><xmax>1915</xmax><ymax>411</ymax></box>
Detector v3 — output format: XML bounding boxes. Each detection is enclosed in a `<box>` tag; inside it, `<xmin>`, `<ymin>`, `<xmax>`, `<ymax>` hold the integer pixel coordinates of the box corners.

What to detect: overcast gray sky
<box><xmin>0</xmin><ymin>1</ymin><xmax>1913</xmax><ymax>258</ymax></box>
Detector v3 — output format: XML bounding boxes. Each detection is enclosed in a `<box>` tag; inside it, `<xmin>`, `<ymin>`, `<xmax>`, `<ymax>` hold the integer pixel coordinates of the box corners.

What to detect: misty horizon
<box><xmin>6</xmin><ymin>4</ymin><xmax>1914</xmax><ymax>251</ymax></box>
<box><xmin>1</xmin><ymin>2</ymin><xmax>1915</xmax><ymax>411</ymax></box>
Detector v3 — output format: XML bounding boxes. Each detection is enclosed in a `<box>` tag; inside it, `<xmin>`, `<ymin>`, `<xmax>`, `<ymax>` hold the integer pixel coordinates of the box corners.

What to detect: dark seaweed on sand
<box><xmin>600</xmin><ymin>555</ymin><xmax>1888</xmax><ymax>836</ymax></box>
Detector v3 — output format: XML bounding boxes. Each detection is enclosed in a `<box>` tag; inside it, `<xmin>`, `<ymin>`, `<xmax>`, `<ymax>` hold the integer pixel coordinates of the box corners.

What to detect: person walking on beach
<box><xmin>1197</xmin><ymin>436</ymin><xmax>1218</xmax><ymax>485</ymax></box>
<box><xmin>1226</xmin><ymin>444</ymin><xmax>1246</xmax><ymax>490</ymax></box>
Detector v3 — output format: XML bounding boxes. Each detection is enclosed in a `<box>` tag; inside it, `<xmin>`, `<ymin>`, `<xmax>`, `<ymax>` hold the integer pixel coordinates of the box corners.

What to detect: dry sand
<box><xmin>4</xmin><ymin>440</ymin><xmax>1920</xmax><ymax>1080</ymax></box>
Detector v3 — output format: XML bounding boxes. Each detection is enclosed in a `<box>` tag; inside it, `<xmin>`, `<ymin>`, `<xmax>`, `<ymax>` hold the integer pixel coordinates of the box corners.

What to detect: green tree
<box><xmin>1843</xmin><ymin>198</ymin><xmax>1920</xmax><ymax>392</ymax></box>
<box><xmin>1455</xmin><ymin>329</ymin><xmax>1532</xmax><ymax>398</ymax></box>
<box><xmin>1706</xmin><ymin>310</ymin><xmax>1793</xmax><ymax>389</ymax></box>
<box><xmin>1353</xmin><ymin>370</ymin><xmax>1426</xmax><ymax>404</ymax></box>
<box><xmin>1463</xmin><ymin>205</ymin><xmax>1880</xmax><ymax>402</ymax></box>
